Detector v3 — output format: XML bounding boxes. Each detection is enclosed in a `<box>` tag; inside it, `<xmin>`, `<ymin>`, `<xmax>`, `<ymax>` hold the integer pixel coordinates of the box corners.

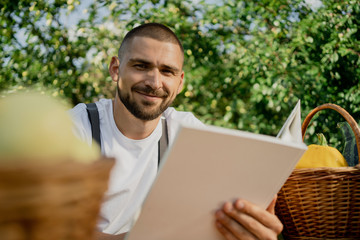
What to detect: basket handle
<box><xmin>301</xmin><ymin>103</ymin><xmax>360</xmax><ymax>163</ymax></box>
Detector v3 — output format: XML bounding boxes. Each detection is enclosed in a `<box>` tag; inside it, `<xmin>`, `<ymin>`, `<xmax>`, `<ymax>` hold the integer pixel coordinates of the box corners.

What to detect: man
<box><xmin>70</xmin><ymin>23</ymin><xmax>283</xmax><ymax>240</ymax></box>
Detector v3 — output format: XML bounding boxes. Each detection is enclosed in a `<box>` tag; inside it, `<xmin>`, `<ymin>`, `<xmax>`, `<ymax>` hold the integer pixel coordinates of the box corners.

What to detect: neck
<box><xmin>112</xmin><ymin>98</ymin><xmax>161</xmax><ymax>140</ymax></box>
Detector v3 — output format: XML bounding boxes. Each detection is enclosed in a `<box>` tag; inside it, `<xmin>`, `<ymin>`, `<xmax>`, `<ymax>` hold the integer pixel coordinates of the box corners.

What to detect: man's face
<box><xmin>115</xmin><ymin>36</ymin><xmax>184</xmax><ymax>121</ymax></box>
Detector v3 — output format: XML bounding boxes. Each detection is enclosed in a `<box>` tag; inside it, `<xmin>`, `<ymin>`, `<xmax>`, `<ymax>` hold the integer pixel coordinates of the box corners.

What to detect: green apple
<box><xmin>0</xmin><ymin>91</ymin><xmax>100</xmax><ymax>163</ymax></box>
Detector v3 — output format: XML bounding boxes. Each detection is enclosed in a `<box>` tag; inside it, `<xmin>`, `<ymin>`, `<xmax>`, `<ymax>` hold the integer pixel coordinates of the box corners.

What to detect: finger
<box><xmin>215</xmin><ymin>209</ymin><xmax>257</xmax><ymax>240</ymax></box>
<box><xmin>215</xmin><ymin>220</ymin><xmax>238</xmax><ymax>240</ymax></box>
<box><xmin>266</xmin><ymin>195</ymin><xmax>277</xmax><ymax>215</ymax></box>
<box><xmin>223</xmin><ymin>202</ymin><xmax>278</xmax><ymax>240</ymax></box>
<box><xmin>235</xmin><ymin>199</ymin><xmax>282</xmax><ymax>233</ymax></box>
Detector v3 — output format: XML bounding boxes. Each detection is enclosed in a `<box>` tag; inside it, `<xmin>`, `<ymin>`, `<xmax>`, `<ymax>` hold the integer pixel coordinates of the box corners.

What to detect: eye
<box><xmin>161</xmin><ymin>69</ymin><xmax>175</xmax><ymax>76</ymax></box>
<box><xmin>134</xmin><ymin>64</ymin><xmax>147</xmax><ymax>70</ymax></box>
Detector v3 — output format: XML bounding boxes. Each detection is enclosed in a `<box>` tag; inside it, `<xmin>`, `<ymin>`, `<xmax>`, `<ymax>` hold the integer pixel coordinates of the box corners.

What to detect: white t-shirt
<box><xmin>69</xmin><ymin>99</ymin><xmax>203</xmax><ymax>234</ymax></box>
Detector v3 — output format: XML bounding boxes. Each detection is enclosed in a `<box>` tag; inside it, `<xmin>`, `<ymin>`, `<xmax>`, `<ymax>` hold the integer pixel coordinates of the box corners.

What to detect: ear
<box><xmin>109</xmin><ymin>56</ymin><xmax>120</xmax><ymax>82</ymax></box>
<box><xmin>176</xmin><ymin>71</ymin><xmax>185</xmax><ymax>94</ymax></box>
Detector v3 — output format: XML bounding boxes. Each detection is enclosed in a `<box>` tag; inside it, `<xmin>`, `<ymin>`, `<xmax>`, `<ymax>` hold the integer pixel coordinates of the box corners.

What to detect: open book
<box><xmin>126</xmin><ymin>100</ymin><xmax>307</xmax><ymax>240</ymax></box>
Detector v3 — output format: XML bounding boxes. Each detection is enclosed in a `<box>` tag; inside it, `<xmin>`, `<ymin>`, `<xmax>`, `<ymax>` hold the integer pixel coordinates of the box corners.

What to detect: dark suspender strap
<box><xmin>158</xmin><ymin>117</ymin><xmax>169</xmax><ymax>166</ymax></box>
<box><xmin>85</xmin><ymin>103</ymin><xmax>101</xmax><ymax>147</ymax></box>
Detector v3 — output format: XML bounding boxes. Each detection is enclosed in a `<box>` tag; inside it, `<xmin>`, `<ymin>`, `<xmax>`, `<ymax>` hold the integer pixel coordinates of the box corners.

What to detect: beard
<box><xmin>117</xmin><ymin>83</ymin><xmax>173</xmax><ymax>121</ymax></box>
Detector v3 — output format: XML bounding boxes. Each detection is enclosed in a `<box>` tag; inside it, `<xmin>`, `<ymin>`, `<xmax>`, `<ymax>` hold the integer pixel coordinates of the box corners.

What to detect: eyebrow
<box><xmin>128</xmin><ymin>58</ymin><xmax>181</xmax><ymax>74</ymax></box>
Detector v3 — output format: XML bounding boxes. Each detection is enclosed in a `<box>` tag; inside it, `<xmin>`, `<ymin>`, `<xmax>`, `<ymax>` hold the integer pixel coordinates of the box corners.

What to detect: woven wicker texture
<box><xmin>276</xmin><ymin>104</ymin><xmax>360</xmax><ymax>239</ymax></box>
<box><xmin>0</xmin><ymin>158</ymin><xmax>114</xmax><ymax>240</ymax></box>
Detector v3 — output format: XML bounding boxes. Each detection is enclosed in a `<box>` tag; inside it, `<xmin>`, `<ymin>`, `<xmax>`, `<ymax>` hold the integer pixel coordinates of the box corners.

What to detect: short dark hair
<box><xmin>118</xmin><ymin>23</ymin><xmax>184</xmax><ymax>61</ymax></box>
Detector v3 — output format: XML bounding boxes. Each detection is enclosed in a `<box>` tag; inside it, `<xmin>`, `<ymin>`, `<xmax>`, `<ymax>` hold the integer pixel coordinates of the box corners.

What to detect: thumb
<box><xmin>266</xmin><ymin>195</ymin><xmax>278</xmax><ymax>214</ymax></box>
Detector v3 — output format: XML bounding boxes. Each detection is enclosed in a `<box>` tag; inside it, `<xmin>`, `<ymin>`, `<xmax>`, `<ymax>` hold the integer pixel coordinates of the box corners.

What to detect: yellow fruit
<box><xmin>0</xmin><ymin>91</ymin><xmax>100</xmax><ymax>163</ymax></box>
<box><xmin>296</xmin><ymin>133</ymin><xmax>348</xmax><ymax>168</ymax></box>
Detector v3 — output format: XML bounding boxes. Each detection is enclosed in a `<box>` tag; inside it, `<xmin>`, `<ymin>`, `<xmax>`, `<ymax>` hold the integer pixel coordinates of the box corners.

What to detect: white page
<box><xmin>277</xmin><ymin>100</ymin><xmax>302</xmax><ymax>143</ymax></box>
<box><xmin>127</xmin><ymin>102</ymin><xmax>307</xmax><ymax>240</ymax></box>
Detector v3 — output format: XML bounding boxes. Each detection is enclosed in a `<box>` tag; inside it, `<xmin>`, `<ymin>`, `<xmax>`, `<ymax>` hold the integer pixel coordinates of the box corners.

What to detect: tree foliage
<box><xmin>1</xmin><ymin>0</ymin><xmax>359</xmax><ymax>147</ymax></box>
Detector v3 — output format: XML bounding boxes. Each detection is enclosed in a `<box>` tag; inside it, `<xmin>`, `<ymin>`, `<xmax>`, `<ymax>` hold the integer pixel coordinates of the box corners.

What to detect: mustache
<box><xmin>132</xmin><ymin>85</ymin><xmax>169</xmax><ymax>98</ymax></box>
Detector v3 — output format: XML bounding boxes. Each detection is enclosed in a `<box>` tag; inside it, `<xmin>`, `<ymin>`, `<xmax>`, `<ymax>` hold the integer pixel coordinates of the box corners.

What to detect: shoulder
<box><xmin>94</xmin><ymin>99</ymin><xmax>113</xmax><ymax>119</ymax></box>
<box><xmin>163</xmin><ymin>107</ymin><xmax>204</xmax><ymax>127</ymax></box>
<box><xmin>68</xmin><ymin>102</ymin><xmax>90</xmax><ymax>142</ymax></box>
<box><xmin>162</xmin><ymin>107</ymin><xmax>204</xmax><ymax>144</ymax></box>
<box><xmin>69</xmin><ymin>99</ymin><xmax>112</xmax><ymax>120</ymax></box>
<box><xmin>69</xmin><ymin>102</ymin><xmax>87</xmax><ymax>122</ymax></box>
<box><xmin>68</xmin><ymin>99</ymin><xmax>113</xmax><ymax>142</ymax></box>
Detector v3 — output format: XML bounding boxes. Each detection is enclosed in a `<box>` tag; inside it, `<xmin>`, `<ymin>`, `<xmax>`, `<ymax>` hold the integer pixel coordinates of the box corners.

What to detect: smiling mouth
<box><xmin>135</xmin><ymin>91</ymin><xmax>166</xmax><ymax>102</ymax></box>
<box><xmin>138</xmin><ymin>91</ymin><xmax>159</xmax><ymax>97</ymax></box>
<box><xmin>133</xmin><ymin>85</ymin><xmax>168</xmax><ymax>98</ymax></box>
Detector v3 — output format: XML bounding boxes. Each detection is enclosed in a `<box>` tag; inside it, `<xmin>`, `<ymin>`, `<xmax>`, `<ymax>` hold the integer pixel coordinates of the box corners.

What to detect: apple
<box><xmin>0</xmin><ymin>91</ymin><xmax>100</xmax><ymax>163</ymax></box>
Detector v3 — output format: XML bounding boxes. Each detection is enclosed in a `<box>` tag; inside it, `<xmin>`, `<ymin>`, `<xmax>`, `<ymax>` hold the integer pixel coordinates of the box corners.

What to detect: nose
<box><xmin>146</xmin><ymin>69</ymin><xmax>162</xmax><ymax>89</ymax></box>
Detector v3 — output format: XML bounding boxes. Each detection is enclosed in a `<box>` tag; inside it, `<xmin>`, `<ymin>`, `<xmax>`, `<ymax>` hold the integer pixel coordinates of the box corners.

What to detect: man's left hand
<box><xmin>214</xmin><ymin>196</ymin><xmax>283</xmax><ymax>240</ymax></box>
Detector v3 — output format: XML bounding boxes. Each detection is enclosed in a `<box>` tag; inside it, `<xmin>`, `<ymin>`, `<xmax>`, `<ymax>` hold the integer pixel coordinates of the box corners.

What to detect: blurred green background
<box><xmin>1</xmin><ymin>0</ymin><xmax>359</xmax><ymax>148</ymax></box>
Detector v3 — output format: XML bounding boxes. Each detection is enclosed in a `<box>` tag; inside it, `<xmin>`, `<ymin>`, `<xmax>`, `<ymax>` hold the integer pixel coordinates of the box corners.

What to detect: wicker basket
<box><xmin>276</xmin><ymin>104</ymin><xmax>360</xmax><ymax>239</ymax></box>
<box><xmin>0</xmin><ymin>157</ymin><xmax>114</xmax><ymax>240</ymax></box>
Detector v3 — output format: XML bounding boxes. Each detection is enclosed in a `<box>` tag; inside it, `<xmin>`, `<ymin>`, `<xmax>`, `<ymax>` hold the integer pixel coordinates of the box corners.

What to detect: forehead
<box><xmin>123</xmin><ymin>36</ymin><xmax>184</xmax><ymax>67</ymax></box>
